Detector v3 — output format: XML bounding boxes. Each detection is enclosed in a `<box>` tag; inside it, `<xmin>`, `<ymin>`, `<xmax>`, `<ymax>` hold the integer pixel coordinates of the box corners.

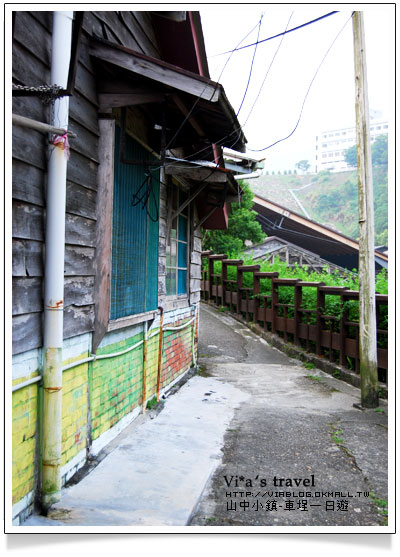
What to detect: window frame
<box><xmin>92</xmin><ymin>117</ymin><xmax>161</xmax><ymax>352</ymax></box>
<box><xmin>165</xmin><ymin>185</ymin><xmax>190</xmax><ymax>299</ymax></box>
<box><xmin>109</xmin><ymin>124</ymin><xmax>160</xmax><ymax>323</ymax></box>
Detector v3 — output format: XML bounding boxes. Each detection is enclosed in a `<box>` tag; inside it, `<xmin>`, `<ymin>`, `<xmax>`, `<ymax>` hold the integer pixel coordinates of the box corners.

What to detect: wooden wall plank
<box><xmin>12</xmin><ymin>239</ymin><xmax>43</xmax><ymax>277</ymax></box>
<box><xmin>12</xmin><ymin>277</ymin><xmax>42</xmax><ymax>315</ymax></box>
<box><xmin>66</xmin><ymin>181</ymin><xmax>97</xmax><ymax>219</ymax></box>
<box><xmin>12</xmin><ymin>40</ymin><xmax>50</xmax><ymax>86</ymax></box>
<box><xmin>12</xmin><ymin>126</ymin><xmax>47</xmax><ymax>170</ymax></box>
<box><xmin>76</xmin><ymin>34</ymin><xmax>96</xmax><ymax>74</ymax></box>
<box><xmin>12</xmin><ymin>201</ymin><xmax>44</xmax><ymax>241</ymax></box>
<box><xmin>64</xmin><ymin>245</ymin><xmax>95</xmax><ymax>276</ymax></box>
<box><xmin>65</xmin><ymin>213</ymin><xmax>96</xmax><ymax>247</ymax></box>
<box><xmin>30</xmin><ymin>11</ymin><xmax>52</xmax><ymax>32</ymax></box>
<box><xmin>94</xmin><ymin>12</ymin><xmax>141</xmax><ymax>52</ymax></box>
<box><xmin>12</xmin><ymin>160</ymin><xmax>45</xmax><ymax>207</ymax></box>
<box><xmin>64</xmin><ymin>276</ymin><xmax>95</xmax><ymax>307</ymax></box>
<box><xmin>64</xmin><ymin>305</ymin><xmax>94</xmax><ymax>339</ymax></box>
<box><xmin>119</xmin><ymin>11</ymin><xmax>159</xmax><ymax>57</ymax></box>
<box><xmin>69</xmin><ymin>118</ymin><xmax>99</xmax><ymax>164</ymax></box>
<box><xmin>13</xmin><ymin>312</ymin><xmax>42</xmax><ymax>354</ymax></box>
<box><xmin>67</xmin><ymin>149</ymin><xmax>98</xmax><ymax>191</ymax></box>
<box><xmin>69</xmin><ymin>90</ymin><xmax>100</xmax><ymax>136</ymax></box>
<box><xmin>12</xmin><ymin>95</ymin><xmax>50</xmax><ymax>125</ymax></box>
<box><xmin>82</xmin><ymin>12</ymin><xmax>117</xmax><ymax>43</ymax></box>
<box><xmin>13</xmin><ymin>11</ymin><xmax>51</xmax><ymax>67</ymax></box>
<box><xmin>74</xmin><ymin>61</ymin><xmax>99</xmax><ymax>107</ymax></box>
<box><xmin>131</xmin><ymin>12</ymin><xmax>160</xmax><ymax>56</ymax></box>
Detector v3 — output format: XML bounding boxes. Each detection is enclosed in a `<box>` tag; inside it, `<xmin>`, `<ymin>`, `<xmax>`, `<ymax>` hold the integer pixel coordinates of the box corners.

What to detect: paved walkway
<box><xmin>22</xmin><ymin>303</ymin><xmax>388</xmax><ymax>529</ymax></box>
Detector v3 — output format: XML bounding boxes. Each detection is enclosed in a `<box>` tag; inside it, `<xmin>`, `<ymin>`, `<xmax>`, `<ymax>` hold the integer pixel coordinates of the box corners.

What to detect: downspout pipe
<box><xmin>41</xmin><ymin>10</ymin><xmax>73</xmax><ymax>513</ymax></box>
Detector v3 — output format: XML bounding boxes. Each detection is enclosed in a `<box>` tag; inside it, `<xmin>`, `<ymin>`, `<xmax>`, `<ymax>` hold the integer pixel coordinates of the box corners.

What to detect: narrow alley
<box><xmin>190</xmin><ymin>304</ymin><xmax>388</xmax><ymax>526</ymax></box>
<box><xmin>22</xmin><ymin>303</ymin><xmax>388</xmax><ymax>529</ymax></box>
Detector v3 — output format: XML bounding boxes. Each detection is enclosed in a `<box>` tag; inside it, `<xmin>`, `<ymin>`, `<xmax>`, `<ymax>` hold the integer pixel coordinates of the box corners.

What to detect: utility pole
<box><xmin>352</xmin><ymin>11</ymin><xmax>379</xmax><ymax>407</ymax></box>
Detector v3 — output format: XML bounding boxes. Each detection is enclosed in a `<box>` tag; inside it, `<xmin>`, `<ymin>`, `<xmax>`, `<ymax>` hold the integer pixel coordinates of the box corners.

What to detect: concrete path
<box><xmin>22</xmin><ymin>303</ymin><xmax>388</xmax><ymax>528</ymax></box>
<box><xmin>191</xmin><ymin>305</ymin><xmax>388</xmax><ymax>527</ymax></box>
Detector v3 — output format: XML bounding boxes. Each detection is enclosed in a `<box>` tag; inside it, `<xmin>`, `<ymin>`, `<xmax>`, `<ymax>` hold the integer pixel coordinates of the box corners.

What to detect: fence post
<box><xmin>316</xmin><ymin>285</ymin><xmax>324</xmax><ymax>356</ymax></box>
<box><xmin>201</xmin><ymin>251</ymin><xmax>211</xmax><ymax>301</ymax></box>
<box><xmin>221</xmin><ymin>259</ymin><xmax>228</xmax><ymax>308</ymax></box>
<box><xmin>208</xmin><ymin>256</ymin><xmax>214</xmax><ymax>304</ymax></box>
<box><xmin>340</xmin><ymin>291</ymin><xmax>349</xmax><ymax>367</ymax></box>
<box><xmin>271</xmin><ymin>276</ymin><xmax>278</xmax><ymax>334</ymax></box>
<box><xmin>207</xmin><ymin>254</ymin><xmax>226</xmax><ymax>306</ymax></box>
<box><xmin>294</xmin><ymin>283</ymin><xmax>302</xmax><ymax>346</ymax></box>
<box><xmin>236</xmin><ymin>265</ymin><xmax>260</xmax><ymax>322</ymax></box>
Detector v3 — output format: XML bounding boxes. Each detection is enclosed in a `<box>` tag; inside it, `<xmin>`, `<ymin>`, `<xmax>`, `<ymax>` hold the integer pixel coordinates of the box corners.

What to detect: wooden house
<box><xmin>11</xmin><ymin>10</ymin><xmax>245</xmax><ymax>523</ymax></box>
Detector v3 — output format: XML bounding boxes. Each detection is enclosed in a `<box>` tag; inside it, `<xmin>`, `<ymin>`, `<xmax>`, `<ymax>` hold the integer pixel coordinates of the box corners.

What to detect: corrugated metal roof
<box><xmin>253</xmin><ymin>194</ymin><xmax>388</xmax><ymax>271</ymax></box>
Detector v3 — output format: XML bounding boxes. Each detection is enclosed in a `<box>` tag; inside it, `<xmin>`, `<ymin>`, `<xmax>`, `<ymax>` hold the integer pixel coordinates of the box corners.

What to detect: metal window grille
<box><xmin>110</xmin><ymin>128</ymin><xmax>160</xmax><ymax>319</ymax></box>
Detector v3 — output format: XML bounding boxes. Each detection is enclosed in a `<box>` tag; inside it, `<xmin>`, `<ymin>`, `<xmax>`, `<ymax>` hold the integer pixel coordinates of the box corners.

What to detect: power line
<box><xmin>242</xmin><ymin>11</ymin><xmax>294</xmax><ymax>128</ymax></box>
<box><xmin>170</xmin><ymin>11</ymin><xmax>349</xmax><ymax>162</ymax></box>
<box><xmin>154</xmin><ymin>11</ymin><xmax>350</xmax><ymax>178</ymax></box>
<box><xmin>236</xmin><ymin>13</ymin><xmax>264</xmax><ymax>117</ymax></box>
<box><xmin>214</xmin><ymin>11</ymin><xmax>339</xmax><ymax>56</ymax></box>
<box><xmin>247</xmin><ymin>11</ymin><xmax>355</xmax><ymax>153</ymax></box>
<box><xmin>216</xmin><ymin>16</ymin><xmax>264</xmax><ymax>83</ymax></box>
<box><xmin>163</xmin><ymin>15</ymin><xmax>264</xmax><ymax>158</ymax></box>
<box><xmin>256</xmin><ymin>212</ymin><xmax>352</xmax><ymax>246</ymax></box>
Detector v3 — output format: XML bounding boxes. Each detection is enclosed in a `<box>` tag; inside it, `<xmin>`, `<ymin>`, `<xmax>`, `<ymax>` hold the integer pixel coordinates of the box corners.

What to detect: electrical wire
<box><xmin>248</xmin><ymin>11</ymin><xmax>355</xmax><ymax>153</ymax></box>
<box><xmin>242</xmin><ymin>12</ymin><xmax>294</xmax><ymax>132</ymax></box>
<box><xmin>236</xmin><ymin>12</ymin><xmax>264</xmax><ymax>117</ymax></box>
<box><xmin>157</xmin><ymin>9</ymin><xmax>293</xmax><ymax>161</ymax></box>
<box><xmin>180</xmin><ymin>10</ymin><xmax>350</xmax><ymax>159</ymax></box>
<box><xmin>148</xmin><ymin>11</ymin><xmax>350</xmax><ymax>182</ymax></box>
<box><xmin>256</xmin><ymin>211</ymin><xmax>354</xmax><ymax>246</ymax></box>
<box><xmin>162</xmin><ymin>14</ymin><xmax>265</xmax><ymax>159</ymax></box>
<box><xmin>214</xmin><ymin>11</ymin><xmax>339</xmax><ymax>56</ymax></box>
<box><xmin>216</xmin><ymin>16</ymin><xmax>266</xmax><ymax>84</ymax></box>
<box><xmin>242</xmin><ymin>11</ymin><xmax>294</xmax><ymax>128</ymax></box>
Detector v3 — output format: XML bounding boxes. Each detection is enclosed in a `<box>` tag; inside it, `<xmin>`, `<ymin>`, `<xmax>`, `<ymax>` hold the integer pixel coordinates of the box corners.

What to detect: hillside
<box><xmin>248</xmin><ymin>168</ymin><xmax>388</xmax><ymax>246</ymax></box>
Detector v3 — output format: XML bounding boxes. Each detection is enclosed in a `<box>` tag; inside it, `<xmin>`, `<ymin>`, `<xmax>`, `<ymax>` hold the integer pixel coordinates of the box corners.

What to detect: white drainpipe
<box><xmin>41</xmin><ymin>10</ymin><xmax>73</xmax><ymax>512</ymax></box>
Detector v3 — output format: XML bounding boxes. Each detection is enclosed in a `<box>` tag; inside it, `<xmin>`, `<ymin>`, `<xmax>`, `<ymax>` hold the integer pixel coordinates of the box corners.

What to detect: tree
<box><xmin>344</xmin><ymin>134</ymin><xmax>387</xmax><ymax>169</ymax></box>
<box><xmin>344</xmin><ymin>144</ymin><xmax>357</xmax><ymax>167</ymax></box>
<box><xmin>295</xmin><ymin>160</ymin><xmax>310</xmax><ymax>173</ymax></box>
<box><xmin>202</xmin><ymin>182</ymin><xmax>265</xmax><ymax>256</ymax></box>
<box><xmin>371</xmin><ymin>134</ymin><xmax>388</xmax><ymax>167</ymax></box>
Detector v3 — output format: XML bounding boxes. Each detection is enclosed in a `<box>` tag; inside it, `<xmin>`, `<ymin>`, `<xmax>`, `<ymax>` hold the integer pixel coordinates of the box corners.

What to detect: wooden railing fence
<box><xmin>200</xmin><ymin>252</ymin><xmax>388</xmax><ymax>384</ymax></box>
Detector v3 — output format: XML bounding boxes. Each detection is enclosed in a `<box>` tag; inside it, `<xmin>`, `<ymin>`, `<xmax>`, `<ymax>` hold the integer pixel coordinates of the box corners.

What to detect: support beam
<box><xmin>172</xmin><ymin>94</ymin><xmax>206</xmax><ymax>138</ymax></box>
<box><xmin>98</xmin><ymin>92</ymin><xmax>164</xmax><ymax>110</ymax></box>
<box><xmin>194</xmin><ymin>206</ymin><xmax>218</xmax><ymax>231</ymax></box>
<box><xmin>89</xmin><ymin>39</ymin><xmax>220</xmax><ymax>102</ymax></box>
<box><xmin>170</xmin><ymin>182</ymin><xmax>208</xmax><ymax>222</ymax></box>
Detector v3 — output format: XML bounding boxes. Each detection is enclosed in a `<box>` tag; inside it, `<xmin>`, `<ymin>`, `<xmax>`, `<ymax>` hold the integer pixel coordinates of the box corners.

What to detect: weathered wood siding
<box><xmin>12</xmin><ymin>11</ymin><xmax>204</xmax><ymax>355</ymax></box>
<box><xmin>12</xmin><ymin>11</ymin><xmax>162</xmax><ymax>354</ymax></box>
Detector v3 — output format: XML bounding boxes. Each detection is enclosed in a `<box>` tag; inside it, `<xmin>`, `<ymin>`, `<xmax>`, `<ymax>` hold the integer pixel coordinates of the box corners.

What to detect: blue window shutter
<box><xmin>111</xmin><ymin>128</ymin><xmax>159</xmax><ymax>320</ymax></box>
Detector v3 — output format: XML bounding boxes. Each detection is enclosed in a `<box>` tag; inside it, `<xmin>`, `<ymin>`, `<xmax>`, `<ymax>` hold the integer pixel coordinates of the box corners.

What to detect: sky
<box><xmin>200</xmin><ymin>4</ymin><xmax>394</xmax><ymax>172</ymax></box>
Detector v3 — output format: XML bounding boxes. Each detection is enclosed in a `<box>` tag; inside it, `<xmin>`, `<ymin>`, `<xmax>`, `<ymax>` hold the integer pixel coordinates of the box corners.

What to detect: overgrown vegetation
<box><xmin>302</xmin><ymin>135</ymin><xmax>388</xmax><ymax>245</ymax></box>
<box><xmin>209</xmin><ymin>253</ymin><xmax>387</xmax><ymax>294</ymax></box>
<box><xmin>202</xmin><ymin>182</ymin><xmax>265</xmax><ymax>255</ymax></box>
<box><xmin>250</xmin><ymin>135</ymin><xmax>388</xmax><ymax>246</ymax></box>
<box><xmin>204</xmin><ymin>255</ymin><xmax>388</xmax><ymax>339</ymax></box>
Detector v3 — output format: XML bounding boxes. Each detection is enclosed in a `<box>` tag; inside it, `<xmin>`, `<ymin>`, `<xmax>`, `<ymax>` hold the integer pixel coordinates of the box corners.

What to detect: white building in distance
<box><xmin>315</xmin><ymin>118</ymin><xmax>388</xmax><ymax>173</ymax></box>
